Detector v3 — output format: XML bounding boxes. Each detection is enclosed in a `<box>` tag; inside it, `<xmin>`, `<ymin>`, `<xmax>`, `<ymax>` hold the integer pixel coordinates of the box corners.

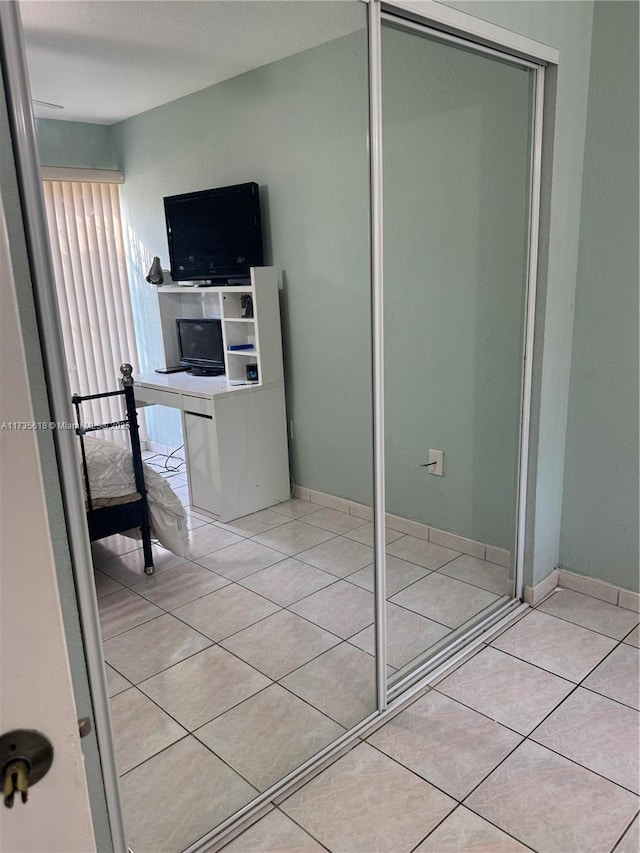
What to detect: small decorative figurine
<box><xmin>241</xmin><ymin>295</ymin><xmax>254</xmax><ymax>318</ymax></box>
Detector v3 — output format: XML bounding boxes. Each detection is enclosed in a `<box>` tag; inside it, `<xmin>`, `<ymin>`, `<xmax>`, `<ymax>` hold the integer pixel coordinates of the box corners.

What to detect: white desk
<box><xmin>134</xmin><ymin>372</ymin><xmax>290</xmax><ymax>522</ymax></box>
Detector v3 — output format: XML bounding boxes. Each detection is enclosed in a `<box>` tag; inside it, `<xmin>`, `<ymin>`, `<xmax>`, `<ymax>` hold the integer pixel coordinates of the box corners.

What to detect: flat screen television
<box><xmin>164</xmin><ymin>182</ymin><xmax>263</xmax><ymax>283</ymax></box>
<box><xmin>176</xmin><ymin>318</ymin><xmax>225</xmax><ymax>376</ymax></box>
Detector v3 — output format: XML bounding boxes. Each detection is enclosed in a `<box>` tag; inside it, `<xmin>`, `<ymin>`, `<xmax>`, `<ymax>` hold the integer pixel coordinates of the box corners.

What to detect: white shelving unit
<box><xmin>138</xmin><ymin>267</ymin><xmax>289</xmax><ymax>521</ymax></box>
<box><xmin>155</xmin><ymin>266</ymin><xmax>283</xmax><ymax>386</ymax></box>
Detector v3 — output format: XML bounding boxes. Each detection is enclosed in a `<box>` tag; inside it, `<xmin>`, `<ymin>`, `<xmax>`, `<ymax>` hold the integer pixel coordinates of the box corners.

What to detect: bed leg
<box><xmin>141</xmin><ymin>527</ymin><xmax>154</xmax><ymax>575</ymax></box>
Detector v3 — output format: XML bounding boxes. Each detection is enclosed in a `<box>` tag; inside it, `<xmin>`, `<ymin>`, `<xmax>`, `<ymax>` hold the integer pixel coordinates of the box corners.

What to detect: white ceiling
<box><xmin>20</xmin><ymin>1</ymin><xmax>365</xmax><ymax>125</ymax></box>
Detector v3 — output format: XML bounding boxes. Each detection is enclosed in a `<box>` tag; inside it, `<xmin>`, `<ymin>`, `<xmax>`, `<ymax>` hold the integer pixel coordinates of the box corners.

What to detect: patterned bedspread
<box><xmin>84</xmin><ymin>437</ymin><xmax>190</xmax><ymax>557</ymax></box>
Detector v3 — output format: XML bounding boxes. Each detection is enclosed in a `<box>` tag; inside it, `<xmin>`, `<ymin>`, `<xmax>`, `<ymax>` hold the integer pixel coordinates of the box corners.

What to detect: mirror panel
<box><xmin>25</xmin><ymin>2</ymin><xmax>373</xmax><ymax>849</ymax></box>
<box><xmin>381</xmin><ymin>21</ymin><xmax>534</xmax><ymax>683</ymax></box>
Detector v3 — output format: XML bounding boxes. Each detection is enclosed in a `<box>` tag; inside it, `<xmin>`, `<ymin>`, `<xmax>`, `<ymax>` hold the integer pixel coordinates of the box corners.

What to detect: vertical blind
<box><xmin>42</xmin><ymin>180</ymin><xmax>141</xmax><ymax>442</ymax></box>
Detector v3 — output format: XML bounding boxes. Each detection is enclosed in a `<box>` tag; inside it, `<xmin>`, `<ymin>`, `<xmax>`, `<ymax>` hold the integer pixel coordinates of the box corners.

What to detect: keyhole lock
<box><xmin>0</xmin><ymin>730</ymin><xmax>54</xmax><ymax>808</ymax></box>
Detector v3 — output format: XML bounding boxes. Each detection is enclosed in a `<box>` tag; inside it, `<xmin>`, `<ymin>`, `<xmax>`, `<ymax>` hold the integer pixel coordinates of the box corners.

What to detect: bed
<box><xmin>73</xmin><ymin>364</ymin><xmax>189</xmax><ymax>576</ymax></box>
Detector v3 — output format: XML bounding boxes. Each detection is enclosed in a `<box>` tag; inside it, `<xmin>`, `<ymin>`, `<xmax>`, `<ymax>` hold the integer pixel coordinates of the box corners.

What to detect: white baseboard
<box><xmin>293</xmin><ymin>485</ymin><xmax>511</xmax><ymax>567</ymax></box>
<box><xmin>143</xmin><ymin>439</ymin><xmax>186</xmax><ymax>461</ymax></box>
<box><xmin>619</xmin><ymin>589</ymin><xmax>640</xmax><ymax>613</ymax></box>
<box><xmin>295</xmin><ymin>487</ymin><xmax>640</xmax><ymax>613</ymax></box>
<box><xmin>525</xmin><ymin>566</ymin><xmax>639</xmax><ymax>612</ymax></box>
<box><xmin>557</xmin><ymin>568</ymin><xmax>619</xmax><ymax>605</ymax></box>
<box><xmin>524</xmin><ymin>569</ymin><xmax>558</xmax><ymax>606</ymax></box>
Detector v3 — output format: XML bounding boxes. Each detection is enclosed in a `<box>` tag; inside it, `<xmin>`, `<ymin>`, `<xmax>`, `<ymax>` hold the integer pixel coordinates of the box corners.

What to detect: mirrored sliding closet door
<box><xmin>21</xmin><ymin>2</ymin><xmax>375</xmax><ymax>851</ymax></box>
<box><xmin>114</xmin><ymin>4</ymin><xmax>375</xmax><ymax>850</ymax></box>
<box><xmin>9</xmin><ymin>0</ymin><xmax>548</xmax><ymax>849</ymax></box>
<box><xmin>379</xmin><ymin>15</ymin><xmax>536</xmax><ymax>692</ymax></box>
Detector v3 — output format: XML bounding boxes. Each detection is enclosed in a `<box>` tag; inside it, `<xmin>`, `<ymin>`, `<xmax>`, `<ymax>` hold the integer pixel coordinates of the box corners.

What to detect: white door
<box><xmin>0</xmin><ymin>193</ymin><xmax>95</xmax><ymax>852</ymax></box>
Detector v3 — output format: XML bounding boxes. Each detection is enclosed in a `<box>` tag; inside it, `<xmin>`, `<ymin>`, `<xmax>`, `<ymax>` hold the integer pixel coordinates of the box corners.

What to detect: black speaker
<box><xmin>246</xmin><ymin>363</ymin><xmax>258</xmax><ymax>382</ymax></box>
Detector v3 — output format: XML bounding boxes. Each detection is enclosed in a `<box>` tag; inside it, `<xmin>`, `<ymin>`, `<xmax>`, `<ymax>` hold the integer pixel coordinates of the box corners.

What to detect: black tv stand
<box><xmin>188</xmin><ymin>366</ymin><xmax>225</xmax><ymax>377</ymax></box>
<box><xmin>190</xmin><ymin>278</ymin><xmax>249</xmax><ymax>288</ymax></box>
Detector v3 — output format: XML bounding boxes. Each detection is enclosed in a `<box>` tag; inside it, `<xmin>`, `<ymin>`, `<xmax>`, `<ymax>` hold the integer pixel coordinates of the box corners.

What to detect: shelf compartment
<box><xmin>222</xmin><ymin>291</ymin><xmax>255</xmax><ymax>319</ymax></box>
<box><xmin>158</xmin><ymin>285</ymin><xmax>251</xmax><ymax>295</ymax></box>
<box><xmin>224</xmin><ymin>320</ymin><xmax>256</xmax><ymax>349</ymax></box>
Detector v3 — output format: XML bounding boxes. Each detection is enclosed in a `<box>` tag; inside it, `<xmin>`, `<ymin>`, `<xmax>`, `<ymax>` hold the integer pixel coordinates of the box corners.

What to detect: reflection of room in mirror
<box><xmin>23</xmin><ymin>1</ymin><xmax>377</xmax><ymax>848</ymax></box>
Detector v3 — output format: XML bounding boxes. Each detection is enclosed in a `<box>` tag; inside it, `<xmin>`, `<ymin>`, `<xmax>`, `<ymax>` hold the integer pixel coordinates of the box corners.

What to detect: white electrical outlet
<box><xmin>428</xmin><ymin>449</ymin><xmax>444</xmax><ymax>476</ymax></box>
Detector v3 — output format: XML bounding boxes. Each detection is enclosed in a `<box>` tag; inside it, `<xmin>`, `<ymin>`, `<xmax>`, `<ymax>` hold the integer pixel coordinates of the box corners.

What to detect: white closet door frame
<box><xmin>379</xmin><ymin>0</ymin><xmax>558</xmax><ymax>64</ymax></box>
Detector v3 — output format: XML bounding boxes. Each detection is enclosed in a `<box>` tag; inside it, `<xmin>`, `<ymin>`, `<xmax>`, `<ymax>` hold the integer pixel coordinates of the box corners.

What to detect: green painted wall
<box><xmin>442</xmin><ymin>1</ymin><xmax>595</xmax><ymax>583</ymax></box>
<box><xmin>111</xmin><ymin>23</ymin><xmax>375</xmax><ymax>507</ymax></box>
<box><xmin>382</xmin><ymin>26</ymin><xmax>531</xmax><ymax>549</ymax></box>
<box><xmin>111</xmin><ymin>22</ymin><xmax>531</xmax><ymax>549</ymax></box>
<box><xmin>36</xmin><ymin>117</ymin><xmax>114</xmax><ymax>168</ymax></box>
<box><xmin>560</xmin><ymin>1</ymin><xmax>640</xmax><ymax>591</ymax></box>
<box><xmin>32</xmin><ymin>26</ymin><xmax>375</xmax><ymax>513</ymax></box>
<box><xmin>111</xmin><ymin>2</ymin><xmax>594</xmax><ymax>567</ymax></box>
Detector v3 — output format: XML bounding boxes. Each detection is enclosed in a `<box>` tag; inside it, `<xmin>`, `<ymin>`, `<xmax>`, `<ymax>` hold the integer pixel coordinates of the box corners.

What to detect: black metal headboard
<box><xmin>72</xmin><ymin>364</ymin><xmax>154</xmax><ymax>574</ymax></box>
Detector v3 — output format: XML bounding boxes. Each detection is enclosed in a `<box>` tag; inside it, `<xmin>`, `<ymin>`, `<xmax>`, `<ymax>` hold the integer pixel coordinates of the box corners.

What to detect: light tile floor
<box><xmin>231</xmin><ymin>590</ymin><xmax>640</xmax><ymax>853</ymax></box>
<box><xmin>94</xmin><ymin>460</ymin><xmax>639</xmax><ymax>852</ymax></box>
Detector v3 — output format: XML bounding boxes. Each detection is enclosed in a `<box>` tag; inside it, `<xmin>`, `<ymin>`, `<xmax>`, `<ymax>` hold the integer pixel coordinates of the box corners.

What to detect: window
<box><xmin>42</xmin><ymin>179</ymin><xmax>141</xmax><ymax>440</ymax></box>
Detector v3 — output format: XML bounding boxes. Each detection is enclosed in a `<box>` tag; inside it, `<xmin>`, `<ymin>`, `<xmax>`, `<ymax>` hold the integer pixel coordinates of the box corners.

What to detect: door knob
<box><xmin>1</xmin><ymin>730</ymin><xmax>53</xmax><ymax>808</ymax></box>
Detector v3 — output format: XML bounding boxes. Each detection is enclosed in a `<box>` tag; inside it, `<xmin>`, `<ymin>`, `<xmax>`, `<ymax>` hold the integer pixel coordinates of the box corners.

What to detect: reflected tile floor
<box><xmin>95</xmin><ymin>473</ymin><xmax>639</xmax><ymax>852</ymax></box>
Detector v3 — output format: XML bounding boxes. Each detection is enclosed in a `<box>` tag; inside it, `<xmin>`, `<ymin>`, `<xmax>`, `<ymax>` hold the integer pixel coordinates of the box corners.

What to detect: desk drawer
<box><xmin>181</xmin><ymin>395</ymin><xmax>212</xmax><ymax>417</ymax></box>
<box><xmin>135</xmin><ymin>386</ymin><xmax>181</xmax><ymax>409</ymax></box>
